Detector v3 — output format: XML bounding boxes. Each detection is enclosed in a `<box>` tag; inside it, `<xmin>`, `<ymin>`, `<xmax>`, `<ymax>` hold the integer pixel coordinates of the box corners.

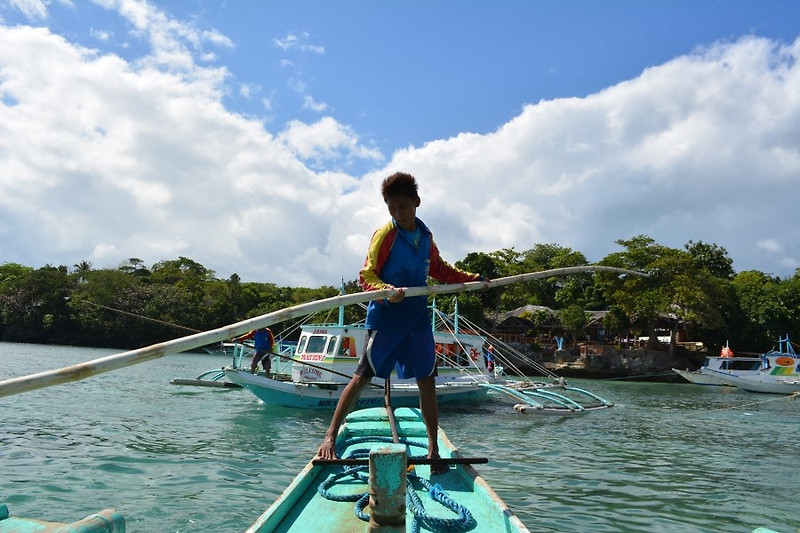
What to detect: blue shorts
<box><xmin>355</xmin><ymin>329</ymin><xmax>437</xmax><ymax>380</ymax></box>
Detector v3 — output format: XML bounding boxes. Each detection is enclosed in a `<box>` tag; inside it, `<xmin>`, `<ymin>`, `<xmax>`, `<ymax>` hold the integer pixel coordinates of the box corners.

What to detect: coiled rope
<box><xmin>317</xmin><ymin>436</ymin><xmax>475</xmax><ymax>532</ymax></box>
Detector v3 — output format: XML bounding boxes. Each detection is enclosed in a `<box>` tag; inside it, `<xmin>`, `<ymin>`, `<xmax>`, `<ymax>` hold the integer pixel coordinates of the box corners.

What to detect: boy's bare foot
<box><xmin>428</xmin><ymin>450</ymin><xmax>448</xmax><ymax>475</ymax></box>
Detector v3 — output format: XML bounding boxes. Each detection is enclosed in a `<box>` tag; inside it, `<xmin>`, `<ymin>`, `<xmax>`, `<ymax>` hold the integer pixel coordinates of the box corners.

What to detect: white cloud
<box><xmin>202</xmin><ymin>29</ymin><xmax>233</xmax><ymax>49</ymax></box>
<box><xmin>273</xmin><ymin>31</ymin><xmax>328</xmax><ymax>115</ymax></box>
<box><xmin>755</xmin><ymin>238</ymin><xmax>798</xmax><ymax>274</ymax></box>
<box><xmin>757</xmin><ymin>239</ymin><xmax>782</xmax><ymax>254</ymax></box>
<box><xmin>238</xmin><ymin>83</ymin><xmax>257</xmax><ymax>99</ymax></box>
<box><xmin>90</xmin><ymin>28</ymin><xmax>111</xmax><ymax>41</ymax></box>
<box><xmin>274</xmin><ymin>31</ymin><xmax>324</xmax><ymax>54</ymax></box>
<box><xmin>0</xmin><ymin>16</ymin><xmax>373</xmax><ymax>285</ymax></box>
<box><xmin>91</xmin><ymin>242</ymin><xmax>118</xmax><ymax>260</ymax></box>
<box><xmin>358</xmin><ymin>36</ymin><xmax>800</xmax><ymax>277</ymax></box>
<box><xmin>8</xmin><ymin>0</ymin><xmax>50</xmax><ymax>20</ymax></box>
<box><xmin>1</xmin><ymin>3</ymin><xmax>799</xmax><ymax>287</ymax></box>
<box><xmin>779</xmin><ymin>257</ymin><xmax>799</xmax><ymax>270</ymax></box>
<box><xmin>106</xmin><ymin>0</ymin><xmax>232</xmax><ymax>75</ymax></box>
<box><xmin>278</xmin><ymin>117</ymin><xmax>383</xmax><ymax>165</ymax></box>
<box><xmin>302</xmin><ymin>94</ymin><xmax>328</xmax><ymax>112</ymax></box>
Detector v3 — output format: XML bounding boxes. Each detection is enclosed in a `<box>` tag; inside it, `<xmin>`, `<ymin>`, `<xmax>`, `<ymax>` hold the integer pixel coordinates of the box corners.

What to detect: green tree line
<box><xmin>1</xmin><ymin>235</ymin><xmax>798</xmax><ymax>353</ymax></box>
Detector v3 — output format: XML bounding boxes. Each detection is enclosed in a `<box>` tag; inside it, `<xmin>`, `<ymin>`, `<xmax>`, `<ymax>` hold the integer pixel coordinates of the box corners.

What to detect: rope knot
<box><xmin>428</xmin><ymin>483</ymin><xmax>443</xmax><ymax>497</ymax></box>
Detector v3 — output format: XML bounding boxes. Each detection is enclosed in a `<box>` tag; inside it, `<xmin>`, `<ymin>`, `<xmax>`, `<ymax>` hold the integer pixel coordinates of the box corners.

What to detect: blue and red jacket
<box><xmin>358</xmin><ymin>218</ymin><xmax>480</xmax><ymax>333</ymax></box>
<box><xmin>239</xmin><ymin>328</ymin><xmax>274</xmax><ymax>353</ymax></box>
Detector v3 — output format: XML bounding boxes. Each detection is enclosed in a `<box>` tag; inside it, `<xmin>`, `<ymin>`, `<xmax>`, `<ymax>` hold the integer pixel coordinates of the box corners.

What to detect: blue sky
<box><xmin>1</xmin><ymin>0</ymin><xmax>799</xmax><ymax>286</ymax></box>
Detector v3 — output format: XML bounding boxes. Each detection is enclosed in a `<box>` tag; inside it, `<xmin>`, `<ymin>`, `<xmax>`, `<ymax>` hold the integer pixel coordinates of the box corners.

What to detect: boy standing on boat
<box><xmin>316</xmin><ymin>172</ymin><xmax>486</xmax><ymax>470</ymax></box>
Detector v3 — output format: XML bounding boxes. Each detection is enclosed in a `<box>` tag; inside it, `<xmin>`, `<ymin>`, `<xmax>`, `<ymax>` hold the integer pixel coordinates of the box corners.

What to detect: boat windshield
<box><xmin>720</xmin><ymin>359</ymin><xmax>762</xmax><ymax>371</ymax></box>
<box><xmin>303</xmin><ymin>335</ymin><xmax>329</xmax><ymax>354</ymax></box>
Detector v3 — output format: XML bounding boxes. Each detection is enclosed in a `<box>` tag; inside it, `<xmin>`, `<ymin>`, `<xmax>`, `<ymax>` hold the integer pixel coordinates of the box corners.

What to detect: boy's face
<box><xmin>385</xmin><ymin>194</ymin><xmax>419</xmax><ymax>231</ymax></box>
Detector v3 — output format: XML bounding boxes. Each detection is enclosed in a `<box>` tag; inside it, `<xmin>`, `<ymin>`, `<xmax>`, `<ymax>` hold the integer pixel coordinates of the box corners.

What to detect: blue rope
<box><xmin>317</xmin><ymin>436</ymin><xmax>475</xmax><ymax>532</ymax></box>
<box><xmin>406</xmin><ymin>474</ymin><xmax>474</xmax><ymax>532</ymax></box>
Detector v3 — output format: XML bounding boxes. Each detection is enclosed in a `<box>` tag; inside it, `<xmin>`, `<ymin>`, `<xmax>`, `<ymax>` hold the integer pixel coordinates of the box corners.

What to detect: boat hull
<box><xmin>710</xmin><ymin>372</ymin><xmax>800</xmax><ymax>394</ymax></box>
<box><xmin>246</xmin><ymin>407</ymin><xmax>530</xmax><ymax>532</ymax></box>
<box><xmin>224</xmin><ymin>368</ymin><xmax>490</xmax><ymax>409</ymax></box>
<box><xmin>672</xmin><ymin>368</ymin><xmax>730</xmax><ymax>386</ymax></box>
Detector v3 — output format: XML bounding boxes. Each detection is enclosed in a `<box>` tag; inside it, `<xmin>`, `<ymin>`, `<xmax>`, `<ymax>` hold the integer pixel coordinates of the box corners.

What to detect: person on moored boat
<box><xmin>234</xmin><ymin>327</ymin><xmax>275</xmax><ymax>375</ymax></box>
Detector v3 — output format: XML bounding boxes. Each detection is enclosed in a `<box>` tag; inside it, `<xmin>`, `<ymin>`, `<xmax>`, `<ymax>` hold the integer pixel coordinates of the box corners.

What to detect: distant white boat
<box><xmin>673</xmin><ymin>343</ymin><xmax>762</xmax><ymax>386</ymax></box>
<box><xmin>703</xmin><ymin>335</ymin><xmax>800</xmax><ymax>394</ymax></box>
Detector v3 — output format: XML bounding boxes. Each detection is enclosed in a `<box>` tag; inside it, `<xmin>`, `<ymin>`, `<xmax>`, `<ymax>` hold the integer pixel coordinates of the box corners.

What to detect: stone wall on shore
<box><xmin>505</xmin><ymin>344</ymin><xmax>706</xmax><ymax>381</ymax></box>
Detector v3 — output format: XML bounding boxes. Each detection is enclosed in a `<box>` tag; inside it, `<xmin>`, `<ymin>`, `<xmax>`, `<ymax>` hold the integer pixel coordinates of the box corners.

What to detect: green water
<box><xmin>1</xmin><ymin>342</ymin><xmax>797</xmax><ymax>532</ymax></box>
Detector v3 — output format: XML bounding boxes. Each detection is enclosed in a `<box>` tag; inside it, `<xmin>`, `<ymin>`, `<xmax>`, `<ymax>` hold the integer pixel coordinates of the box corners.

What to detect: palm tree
<box><xmin>73</xmin><ymin>260</ymin><xmax>93</xmax><ymax>283</ymax></box>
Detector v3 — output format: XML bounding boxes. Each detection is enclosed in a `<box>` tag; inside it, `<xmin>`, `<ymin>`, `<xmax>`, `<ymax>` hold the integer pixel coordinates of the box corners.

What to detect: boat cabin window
<box><xmin>308</xmin><ymin>335</ymin><xmax>328</xmax><ymax>354</ymax></box>
<box><xmin>339</xmin><ymin>336</ymin><xmax>355</xmax><ymax>357</ymax></box>
<box><xmin>721</xmin><ymin>360</ymin><xmax>762</xmax><ymax>371</ymax></box>
<box><xmin>296</xmin><ymin>336</ymin><xmax>308</xmax><ymax>355</ymax></box>
<box><xmin>297</xmin><ymin>333</ymin><xmax>351</xmax><ymax>357</ymax></box>
<box><xmin>326</xmin><ymin>336</ymin><xmax>338</xmax><ymax>355</ymax></box>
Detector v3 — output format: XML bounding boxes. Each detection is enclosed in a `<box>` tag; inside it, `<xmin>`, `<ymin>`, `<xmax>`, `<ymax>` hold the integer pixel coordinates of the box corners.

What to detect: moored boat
<box><xmin>220</xmin><ymin>304</ymin><xmax>613</xmax><ymax>413</ymax></box>
<box><xmin>706</xmin><ymin>335</ymin><xmax>800</xmax><ymax>394</ymax></box>
<box><xmin>672</xmin><ymin>343</ymin><xmax>762</xmax><ymax>386</ymax></box>
<box><xmin>223</xmin><ymin>314</ymin><xmax>495</xmax><ymax>409</ymax></box>
<box><xmin>246</xmin><ymin>406</ymin><xmax>531</xmax><ymax>532</ymax></box>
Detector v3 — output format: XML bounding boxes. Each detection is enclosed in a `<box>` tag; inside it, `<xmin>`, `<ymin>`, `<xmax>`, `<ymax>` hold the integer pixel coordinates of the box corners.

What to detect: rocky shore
<box><xmin>510</xmin><ymin>345</ymin><xmax>707</xmax><ymax>382</ymax></box>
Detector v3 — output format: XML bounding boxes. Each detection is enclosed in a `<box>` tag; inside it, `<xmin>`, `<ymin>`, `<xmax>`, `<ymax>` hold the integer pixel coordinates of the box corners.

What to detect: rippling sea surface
<box><xmin>2</xmin><ymin>342</ymin><xmax>798</xmax><ymax>532</ymax></box>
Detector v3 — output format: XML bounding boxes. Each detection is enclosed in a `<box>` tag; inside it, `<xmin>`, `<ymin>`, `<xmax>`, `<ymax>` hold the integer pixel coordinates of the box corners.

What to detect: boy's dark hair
<box><xmin>381</xmin><ymin>172</ymin><xmax>419</xmax><ymax>200</ymax></box>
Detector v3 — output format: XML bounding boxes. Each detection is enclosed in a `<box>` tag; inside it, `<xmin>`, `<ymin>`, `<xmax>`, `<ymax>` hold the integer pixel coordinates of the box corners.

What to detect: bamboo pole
<box><xmin>0</xmin><ymin>266</ymin><xmax>644</xmax><ymax>398</ymax></box>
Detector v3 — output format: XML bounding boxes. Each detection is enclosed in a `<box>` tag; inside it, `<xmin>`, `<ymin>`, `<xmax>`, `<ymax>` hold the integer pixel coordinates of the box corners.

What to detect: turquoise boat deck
<box><xmin>248</xmin><ymin>407</ymin><xmax>529</xmax><ymax>532</ymax></box>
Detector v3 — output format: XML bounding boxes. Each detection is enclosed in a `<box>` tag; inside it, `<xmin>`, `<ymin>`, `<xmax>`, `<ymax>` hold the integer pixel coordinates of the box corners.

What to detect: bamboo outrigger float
<box><xmin>0</xmin><ymin>504</ymin><xmax>125</xmax><ymax>532</ymax></box>
<box><xmin>247</xmin><ymin>406</ymin><xmax>531</xmax><ymax>532</ymax></box>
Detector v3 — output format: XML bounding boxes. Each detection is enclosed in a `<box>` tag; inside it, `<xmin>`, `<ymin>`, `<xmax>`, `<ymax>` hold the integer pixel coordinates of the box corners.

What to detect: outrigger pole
<box><xmin>0</xmin><ymin>266</ymin><xmax>645</xmax><ymax>398</ymax></box>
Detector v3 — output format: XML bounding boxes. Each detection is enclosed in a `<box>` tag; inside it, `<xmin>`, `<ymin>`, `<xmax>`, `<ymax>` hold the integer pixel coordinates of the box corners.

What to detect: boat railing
<box><xmin>778</xmin><ymin>335</ymin><xmax>797</xmax><ymax>357</ymax></box>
